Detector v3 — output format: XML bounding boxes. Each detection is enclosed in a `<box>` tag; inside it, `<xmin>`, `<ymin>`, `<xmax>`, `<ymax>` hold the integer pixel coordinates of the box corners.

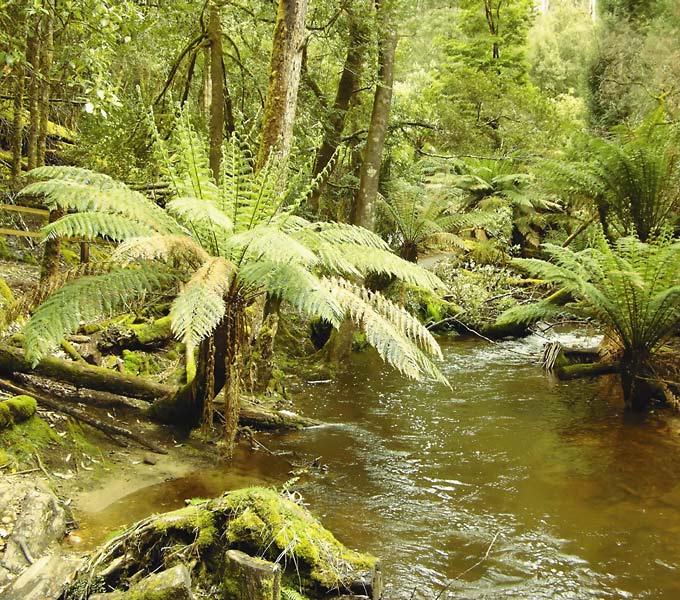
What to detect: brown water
<box><xmin>78</xmin><ymin>332</ymin><xmax>680</xmax><ymax>599</ymax></box>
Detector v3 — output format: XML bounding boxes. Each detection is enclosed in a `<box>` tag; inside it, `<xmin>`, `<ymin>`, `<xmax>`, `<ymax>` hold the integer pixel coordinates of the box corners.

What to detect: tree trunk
<box><xmin>37</xmin><ymin>5</ymin><xmax>53</xmax><ymax>168</ymax></box>
<box><xmin>256</xmin><ymin>0</ymin><xmax>310</xmax><ymax>168</ymax></box>
<box><xmin>39</xmin><ymin>206</ymin><xmax>63</xmax><ymax>284</ymax></box>
<box><xmin>353</xmin><ymin>0</ymin><xmax>397</xmax><ymax>231</ymax></box>
<box><xmin>208</xmin><ymin>1</ymin><xmax>225</xmax><ymax>182</ymax></box>
<box><xmin>0</xmin><ymin>345</ymin><xmax>175</xmax><ymax>402</ymax></box>
<box><xmin>10</xmin><ymin>7</ymin><xmax>27</xmax><ymax>190</ymax></box>
<box><xmin>308</xmin><ymin>14</ymin><xmax>369</xmax><ymax>214</ymax></box>
<box><xmin>25</xmin><ymin>12</ymin><xmax>42</xmax><ymax>172</ymax></box>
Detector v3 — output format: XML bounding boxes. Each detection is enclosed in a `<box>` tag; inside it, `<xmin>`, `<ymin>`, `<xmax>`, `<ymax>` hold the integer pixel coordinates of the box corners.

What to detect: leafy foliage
<box><xmin>543</xmin><ymin>109</ymin><xmax>680</xmax><ymax>242</ymax></box>
<box><xmin>512</xmin><ymin>233</ymin><xmax>680</xmax><ymax>367</ymax></box>
<box><xmin>21</xmin><ymin>119</ymin><xmax>447</xmax><ymax>384</ymax></box>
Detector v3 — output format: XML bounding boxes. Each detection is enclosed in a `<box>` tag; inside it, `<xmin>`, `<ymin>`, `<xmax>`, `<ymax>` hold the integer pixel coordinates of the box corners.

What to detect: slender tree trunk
<box><xmin>37</xmin><ymin>6</ymin><xmax>53</xmax><ymax>168</ymax></box>
<box><xmin>8</xmin><ymin>2</ymin><xmax>27</xmax><ymax>189</ymax></box>
<box><xmin>353</xmin><ymin>0</ymin><xmax>397</xmax><ymax>231</ymax></box>
<box><xmin>257</xmin><ymin>0</ymin><xmax>310</xmax><ymax>168</ymax></box>
<box><xmin>309</xmin><ymin>14</ymin><xmax>369</xmax><ymax>214</ymax></box>
<box><xmin>208</xmin><ymin>1</ymin><xmax>225</xmax><ymax>181</ymax></box>
<box><xmin>25</xmin><ymin>12</ymin><xmax>42</xmax><ymax>172</ymax></box>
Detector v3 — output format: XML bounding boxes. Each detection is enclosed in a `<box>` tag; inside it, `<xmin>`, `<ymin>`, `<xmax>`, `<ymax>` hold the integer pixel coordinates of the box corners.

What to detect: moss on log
<box><xmin>555</xmin><ymin>361</ymin><xmax>620</xmax><ymax>380</ymax></box>
<box><xmin>0</xmin><ymin>345</ymin><xmax>174</xmax><ymax>402</ymax></box>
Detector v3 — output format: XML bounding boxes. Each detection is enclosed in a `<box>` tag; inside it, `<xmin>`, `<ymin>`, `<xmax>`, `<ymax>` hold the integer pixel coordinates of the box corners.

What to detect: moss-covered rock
<box><xmin>3</xmin><ymin>395</ymin><xmax>37</xmax><ymax>422</ymax></box>
<box><xmin>221</xmin><ymin>487</ymin><xmax>378</xmax><ymax>592</ymax></box>
<box><xmin>0</xmin><ymin>402</ymin><xmax>13</xmax><ymax>430</ymax></box>
<box><xmin>0</xmin><ymin>276</ymin><xmax>14</xmax><ymax>306</ymax></box>
<box><xmin>122</xmin><ymin>350</ymin><xmax>161</xmax><ymax>377</ymax></box>
<box><xmin>71</xmin><ymin>487</ymin><xmax>379</xmax><ymax>600</ymax></box>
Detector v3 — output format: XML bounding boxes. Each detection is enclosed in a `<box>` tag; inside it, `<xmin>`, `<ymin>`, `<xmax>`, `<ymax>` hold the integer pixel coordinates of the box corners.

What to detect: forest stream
<box><xmin>75</xmin><ymin>332</ymin><xmax>680</xmax><ymax>600</ymax></box>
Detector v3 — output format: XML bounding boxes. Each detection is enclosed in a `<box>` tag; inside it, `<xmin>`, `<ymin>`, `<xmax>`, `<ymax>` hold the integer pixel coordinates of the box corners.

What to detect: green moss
<box><xmin>222</xmin><ymin>487</ymin><xmax>377</xmax><ymax>590</ymax></box>
<box><xmin>60</xmin><ymin>247</ymin><xmax>80</xmax><ymax>267</ymax></box>
<box><xmin>0</xmin><ymin>415</ymin><xmax>62</xmax><ymax>462</ymax></box>
<box><xmin>130</xmin><ymin>315</ymin><xmax>172</xmax><ymax>345</ymax></box>
<box><xmin>0</xmin><ymin>402</ymin><xmax>14</xmax><ymax>430</ymax></box>
<box><xmin>0</xmin><ymin>448</ymin><xmax>10</xmax><ymax>466</ymax></box>
<box><xmin>3</xmin><ymin>395</ymin><xmax>37</xmax><ymax>422</ymax></box>
<box><xmin>152</xmin><ymin>504</ymin><xmax>217</xmax><ymax>548</ymax></box>
<box><xmin>122</xmin><ymin>349</ymin><xmax>161</xmax><ymax>376</ymax></box>
<box><xmin>0</xmin><ymin>276</ymin><xmax>14</xmax><ymax>305</ymax></box>
<box><xmin>351</xmin><ymin>331</ymin><xmax>369</xmax><ymax>352</ymax></box>
<box><xmin>0</xmin><ymin>239</ymin><xmax>16</xmax><ymax>261</ymax></box>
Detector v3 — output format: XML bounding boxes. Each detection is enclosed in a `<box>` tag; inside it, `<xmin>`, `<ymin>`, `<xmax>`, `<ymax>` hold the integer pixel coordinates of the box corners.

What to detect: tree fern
<box><xmin>512</xmin><ymin>232</ymin><xmax>680</xmax><ymax>407</ymax></box>
<box><xmin>542</xmin><ymin>108</ymin><xmax>680</xmax><ymax>242</ymax></box>
<box><xmin>21</xmin><ymin>117</ymin><xmax>450</xmax><ymax>443</ymax></box>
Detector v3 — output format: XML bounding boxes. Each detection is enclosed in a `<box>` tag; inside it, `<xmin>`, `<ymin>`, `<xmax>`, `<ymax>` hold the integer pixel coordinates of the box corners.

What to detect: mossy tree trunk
<box><xmin>256</xmin><ymin>0</ymin><xmax>309</xmax><ymax>169</ymax></box>
<box><xmin>352</xmin><ymin>0</ymin><xmax>397</xmax><ymax>231</ymax></box>
<box><xmin>208</xmin><ymin>0</ymin><xmax>225</xmax><ymax>181</ymax></box>
<box><xmin>9</xmin><ymin>5</ymin><xmax>27</xmax><ymax>190</ymax></box>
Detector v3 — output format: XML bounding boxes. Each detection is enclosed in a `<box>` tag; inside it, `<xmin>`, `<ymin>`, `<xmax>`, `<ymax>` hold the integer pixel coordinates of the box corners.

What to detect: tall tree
<box><xmin>308</xmin><ymin>7</ymin><xmax>370</xmax><ymax>214</ymax></box>
<box><xmin>257</xmin><ymin>0</ymin><xmax>310</xmax><ymax>167</ymax></box>
<box><xmin>353</xmin><ymin>0</ymin><xmax>398</xmax><ymax>231</ymax></box>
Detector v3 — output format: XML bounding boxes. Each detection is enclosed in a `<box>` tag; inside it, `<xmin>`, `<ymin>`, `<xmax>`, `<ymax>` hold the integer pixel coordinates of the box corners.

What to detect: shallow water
<box><xmin>78</xmin><ymin>332</ymin><xmax>680</xmax><ymax>599</ymax></box>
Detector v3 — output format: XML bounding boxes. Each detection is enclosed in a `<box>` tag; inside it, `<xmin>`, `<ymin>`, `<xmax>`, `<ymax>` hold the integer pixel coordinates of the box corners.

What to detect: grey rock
<box><xmin>2</xmin><ymin>553</ymin><xmax>80</xmax><ymax>600</ymax></box>
<box><xmin>0</xmin><ymin>479</ymin><xmax>67</xmax><ymax>588</ymax></box>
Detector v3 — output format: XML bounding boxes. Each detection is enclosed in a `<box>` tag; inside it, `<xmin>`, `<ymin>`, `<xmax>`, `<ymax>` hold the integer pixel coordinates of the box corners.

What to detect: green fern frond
<box><xmin>24</xmin><ymin>265</ymin><xmax>174</xmax><ymax>366</ymax></box>
<box><xmin>20</xmin><ymin>177</ymin><xmax>180</xmax><ymax>234</ymax></box>
<box><xmin>239</xmin><ymin>261</ymin><xmax>344</xmax><ymax>327</ymax></box>
<box><xmin>295</xmin><ymin>221</ymin><xmax>390</xmax><ymax>250</ymax></box>
<box><xmin>170</xmin><ymin>257</ymin><xmax>235</xmax><ymax>351</ymax></box>
<box><xmin>166</xmin><ymin>197</ymin><xmax>234</xmax><ymax>233</ymax></box>
<box><xmin>225</xmin><ymin>226</ymin><xmax>317</xmax><ymax>267</ymax></box>
<box><xmin>327</xmin><ymin>245</ymin><xmax>444</xmax><ymax>291</ymax></box>
<box><xmin>25</xmin><ymin>166</ymin><xmax>124</xmax><ymax>189</ymax></box>
<box><xmin>112</xmin><ymin>234</ymin><xmax>209</xmax><ymax>268</ymax></box>
<box><xmin>325</xmin><ymin>277</ymin><xmax>448</xmax><ymax>385</ymax></box>
<box><xmin>41</xmin><ymin>212</ymin><xmax>156</xmax><ymax>242</ymax></box>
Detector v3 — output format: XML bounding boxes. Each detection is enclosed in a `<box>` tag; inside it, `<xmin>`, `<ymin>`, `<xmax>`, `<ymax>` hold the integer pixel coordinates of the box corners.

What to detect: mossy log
<box><xmin>68</xmin><ymin>487</ymin><xmax>380</xmax><ymax>600</ymax></box>
<box><xmin>482</xmin><ymin>288</ymin><xmax>573</xmax><ymax>339</ymax></box>
<box><xmin>555</xmin><ymin>361</ymin><xmax>620</xmax><ymax>380</ymax></box>
<box><xmin>0</xmin><ymin>345</ymin><xmax>175</xmax><ymax>402</ymax></box>
<box><xmin>101</xmin><ymin>316</ymin><xmax>174</xmax><ymax>351</ymax></box>
<box><xmin>238</xmin><ymin>401</ymin><xmax>321</xmax><ymax>430</ymax></box>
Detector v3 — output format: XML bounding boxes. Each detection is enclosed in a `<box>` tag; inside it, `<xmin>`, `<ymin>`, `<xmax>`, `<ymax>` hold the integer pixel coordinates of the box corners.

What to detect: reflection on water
<box><xmin>78</xmin><ymin>333</ymin><xmax>680</xmax><ymax>599</ymax></box>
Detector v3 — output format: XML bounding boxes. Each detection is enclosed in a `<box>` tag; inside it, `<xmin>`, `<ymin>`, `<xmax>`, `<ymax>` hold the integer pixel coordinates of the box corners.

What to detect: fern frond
<box><xmin>26</xmin><ymin>166</ymin><xmax>123</xmax><ymax>189</ymax></box>
<box><xmin>112</xmin><ymin>234</ymin><xmax>209</xmax><ymax>268</ymax></box>
<box><xmin>225</xmin><ymin>226</ymin><xmax>317</xmax><ymax>267</ymax></box>
<box><xmin>238</xmin><ymin>261</ymin><xmax>344</xmax><ymax>327</ymax></box>
<box><xmin>20</xmin><ymin>178</ymin><xmax>180</xmax><ymax>234</ymax></box>
<box><xmin>325</xmin><ymin>277</ymin><xmax>448</xmax><ymax>385</ymax></box>
<box><xmin>24</xmin><ymin>265</ymin><xmax>174</xmax><ymax>365</ymax></box>
<box><xmin>41</xmin><ymin>212</ymin><xmax>156</xmax><ymax>242</ymax></box>
<box><xmin>166</xmin><ymin>197</ymin><xmax>234</xmax><ymax>233</ymax></box>
<box><xmin>170</xmin><ymin>257</ymin><xmax>235</xmax><ymax>351</ymax></box>
<box><xmin>326</xmin><ymin>245</ymin><xmax>445</xmax><ymax>290</ymax></box>
<box><xmin>295</xmin><ymin>222</ymin><xmax>390</xmax><ymax>250</ymax></box>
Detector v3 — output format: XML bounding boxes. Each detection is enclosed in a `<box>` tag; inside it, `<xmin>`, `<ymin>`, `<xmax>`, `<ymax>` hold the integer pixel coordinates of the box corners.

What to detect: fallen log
<box><xmin>555</xmin><ymin>361</ymin><xmax>620</xmax><ymax>380</ymax></box>
<box><xmin>0</xmin><ymin>346</ymin><xmax>174</xmax><ymax>402</ymax></box>
<box><xmin>238</xmin><ymin>400</ymin><xmax>320</xmax><ymax>430</ymax></box>
<box><xmin>0</xmin><ymin>377</ymin><xmax>167</xmax><ymax>454</ymax></box>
